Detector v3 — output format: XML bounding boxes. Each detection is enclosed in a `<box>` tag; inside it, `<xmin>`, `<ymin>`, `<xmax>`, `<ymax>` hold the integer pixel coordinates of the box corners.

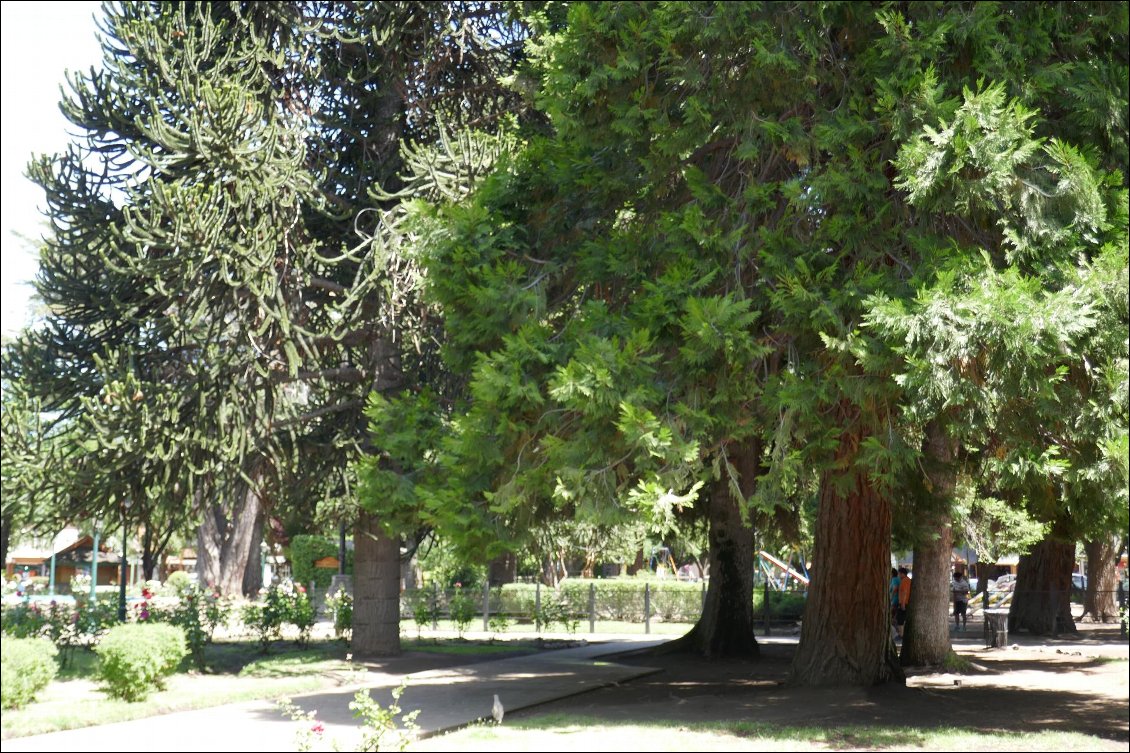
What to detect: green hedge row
<box><xmin>405</xmin><ymin>580</ymin><xmax>806</xmax><ymax>624</ymax></box>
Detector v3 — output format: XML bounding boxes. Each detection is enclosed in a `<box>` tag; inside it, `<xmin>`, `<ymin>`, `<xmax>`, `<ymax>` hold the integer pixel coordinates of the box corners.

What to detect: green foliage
<box><xmin>0</xmin><ymin>599</ymin><xmax>118</xmax><ymax>668</ymax></box>
<box><xmin>351</xmin><ymin>683</ymin><xmax>420</xmax><ymax>752</ymax></box>
<box><xmin>0</xmin><ymin>636</ymin><xmax>58</xmax><ymax>709</ymax></box>
<box><xmin>953</xmin><ymin>480</ymin><xmax>1049</xmax><ymax>564</ymax></box>
<box><xmin>151</xmin><ymin>583</ymin><xmax>232</xmax><ymax>670</ymax></box>
<box><xmin>95</xmin><ymin>623</ymin><xmax>187</xmax><ymax>702</ymax></box>
<box><xmin>417</xmin><ymin>537</ymin><xmax>486</xmax><ymax>590</ymax></box>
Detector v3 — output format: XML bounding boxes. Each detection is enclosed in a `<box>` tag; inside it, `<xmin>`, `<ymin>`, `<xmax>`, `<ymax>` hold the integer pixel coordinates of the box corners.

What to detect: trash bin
<box><xmin>985</xmin><ymin>608</ymin><xmax>1009</xmax><ymax>648</ymax></box>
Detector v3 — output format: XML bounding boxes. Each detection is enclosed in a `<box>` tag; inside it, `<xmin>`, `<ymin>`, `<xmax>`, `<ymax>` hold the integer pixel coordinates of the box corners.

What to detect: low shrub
<box><xmin>242</xmin><ymin>580</ymin><xmax>315</xmax><ymax>651</ymax></box>
<box><xmin>448</xmin><ymin>587</ymin><xmax>476</xmax><ymax>637</ymax></box>
<box><xmin>163</xmin><ymin>570</ymin><xmax>192</xmax><ymax>594</ymax></box>
<box><xmin>1</xmin><ymin>636</ymin><xmax>58</xmax><ymax>709</ymax></box>
<box><xmin>324</xmin><ymin>588</ymin><xmax>353</xmax><ymax>640</ymax></box>
<box><xmin>95</xmin><ymin>623</ymin><xmax>187</xmax><ymax>701</ymax></box>
<box><xmin>404</xmin><ymin>589</ymin><xmax>439</xmax><ymax>637</ymax></box>
<box><xmin>150</xmin><ymin>584</ymin><xmax>231</xmax><ymax>669</ymax></box>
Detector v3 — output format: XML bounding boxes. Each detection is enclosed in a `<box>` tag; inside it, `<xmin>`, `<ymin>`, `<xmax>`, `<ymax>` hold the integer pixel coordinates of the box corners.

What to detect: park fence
<box><xmin>396</xmin><ymin>579</ymin><xmax>809</xmax><ymax>635</ymax></box>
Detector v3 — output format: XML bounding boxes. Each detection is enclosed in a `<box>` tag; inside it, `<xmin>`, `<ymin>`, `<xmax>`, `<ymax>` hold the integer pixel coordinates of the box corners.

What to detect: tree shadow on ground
<box><xmin>509</xmin><ymin>641</ymin><xmax>1128</xmax><ymax>745</ymax></box>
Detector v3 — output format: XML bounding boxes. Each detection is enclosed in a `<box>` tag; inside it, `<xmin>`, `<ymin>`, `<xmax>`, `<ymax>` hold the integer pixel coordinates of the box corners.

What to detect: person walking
<box><xmin>889</xmin><ymin>567</ymin><xmax>900</xmax><ymax>640</ymax></box>
<box><xmin>951</xmin><ymin>570</ymin><xmax>971</xmax><ymax>631</ymax></box>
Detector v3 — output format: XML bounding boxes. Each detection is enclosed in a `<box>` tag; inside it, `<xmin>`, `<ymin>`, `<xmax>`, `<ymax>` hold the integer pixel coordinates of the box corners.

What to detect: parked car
<box><xmin>1071</xmin><ymin>573</ymin><xmax>1087</xmax><ymax>592</ymax></box>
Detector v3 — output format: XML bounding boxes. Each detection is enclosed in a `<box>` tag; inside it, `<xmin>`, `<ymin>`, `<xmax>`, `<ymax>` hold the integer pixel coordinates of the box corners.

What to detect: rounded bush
<box><xmin>164</xmin><ymin>570</ymin><xmax>191</xmax><ymax>594</ymax></box>
<box><xmin>95</xmin><ymin>623</ymin><xmax>187</xmax><ymax>701</ymax></box>
<box><xmin>1</xmin><ymin>636</ymin><xmax>58</xmax><ymax>709</ymax></box>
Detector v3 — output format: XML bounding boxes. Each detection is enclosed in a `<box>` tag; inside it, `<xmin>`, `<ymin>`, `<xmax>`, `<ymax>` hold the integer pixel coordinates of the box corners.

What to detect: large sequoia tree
<box><xmin>393</xmin><ymin>2</ymin><xmax>1126</xmax><ymax>682</ymax></box>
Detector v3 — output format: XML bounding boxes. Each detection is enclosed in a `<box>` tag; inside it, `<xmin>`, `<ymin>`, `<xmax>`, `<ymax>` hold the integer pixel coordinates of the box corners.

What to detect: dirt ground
<box><xmin>503</xmin><ymin>624</ymin><xmax>1130</xmax><ymax>745</ymax></box>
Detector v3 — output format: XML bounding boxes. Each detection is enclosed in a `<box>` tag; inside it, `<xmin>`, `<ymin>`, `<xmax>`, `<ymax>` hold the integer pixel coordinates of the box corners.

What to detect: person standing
<box><xmin>895</xmin><ymin>566</ymin><xmax>912</xmax><ymax>641</ymax></box>
<box><xmin>951</xmin><ymin>570</ymin><xmax>971</xmax><ymax>631</ymax></box>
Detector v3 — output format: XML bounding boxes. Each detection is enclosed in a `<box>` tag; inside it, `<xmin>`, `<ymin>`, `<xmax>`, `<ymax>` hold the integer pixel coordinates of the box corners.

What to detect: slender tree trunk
<box><xmin>196</xmin><ymin>481</ymin><xmax>263</xmax><ymax>597</ymax></box>
<box><xmin>1081</xmin><ymin>535</ymin><xmax>1121</xmax><ymax>623</ymax></box>
<box><xmin>626</xmin><ymin>549</ymin><xmax>645</xmax><ymax>576</ymax></box>
<box><xmin>1010</xmin><ymin>524</ymin><xmax>1076</xmax><ymax>635</ymax></box>
<box><xmin>141</xmin><ymin>524</ymin><xmax>158</xmax><ymax>582</ymax></box>
<box><xmin>660</xmin><ymin>440</ymin><xmax>759</xmax><ymax>659</ymax></box>
<box><xmin>901</xmin><ymin>421</ymin><xmax>956</xmax><ymax>666</ymax></box>
<box><xmin>790</xmin><ymin>421</ymin><xmax>903</xmax><ymax>686</ymax></box>
<box><xmin>241</xmin><ymin>504</ymin><xmax>265</xmax><ymax>596</ymax></box>
<box><xmin>399</xmin><ymin>550</ymin><xmax>420</xmax><ymax>591</ymax></box>
<box><xmin>352</xmin><ymin>511</ymin><xmax>401</xmax><ymax>656</ymax></box>
<box><xmin>0</xmin><ymin>510</ymin><xmax>11</xmax><ymax>576</ymax></box>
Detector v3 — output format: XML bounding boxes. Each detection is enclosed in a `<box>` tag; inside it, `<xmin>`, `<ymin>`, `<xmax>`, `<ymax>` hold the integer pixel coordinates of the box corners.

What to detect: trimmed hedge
<box><xmin>491</xmin><ymin>580</ymin><xmax>805</xmax><ymax>623</ymax></box>
<box><xmin>289</xmin><ymin>535</ymin><xmax>353</xmax><ymax>590</ymax></box>
<box><xmin>95</xmin><ymin>623</ymin><xmax>187</xmax><ymax>701</ymax></box>
<box><xmin>1</xmin><ymin>636</ymin><xmax>58</xmax><ymax>709</ymax></box>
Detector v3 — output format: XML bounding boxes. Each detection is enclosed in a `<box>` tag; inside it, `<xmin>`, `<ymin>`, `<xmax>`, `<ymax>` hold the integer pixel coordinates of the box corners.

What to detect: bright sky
<box><xmin>1</xmin><ymin>1</ymin><xmax>103</xmax><ymax>338</ymax></box>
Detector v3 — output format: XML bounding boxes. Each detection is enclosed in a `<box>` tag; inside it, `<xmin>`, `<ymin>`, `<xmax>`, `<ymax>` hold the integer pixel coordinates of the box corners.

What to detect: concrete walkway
<box><xmin>0</xmin><ymin>636</ymin><xmax>670</xmax><ymax>752</ymax></box>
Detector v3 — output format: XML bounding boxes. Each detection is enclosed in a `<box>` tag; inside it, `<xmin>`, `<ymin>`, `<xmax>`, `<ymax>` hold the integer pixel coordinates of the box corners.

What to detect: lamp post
<box><xmin>338</xmin><ymin>520</ymin><xmax>346</xmax><ymax>576</ymax></box>
<box><xmin>118</xmin><ymin>499</ymin><xmax>131</xmax><ymax>622</ymax></box>
<box><xmin>260</xmin><ymin>539</ymin><xmax>269</xmax><ymax>589</ymax></box>
<box><xmin>48</xmin><ymin>531</ymin><xmax>57</xmax><ymax>596</ymax></box>
<box><xmin>91</xmin><ymin>516</ymin><xmax>101</xmax><ymax>602</ymax></box>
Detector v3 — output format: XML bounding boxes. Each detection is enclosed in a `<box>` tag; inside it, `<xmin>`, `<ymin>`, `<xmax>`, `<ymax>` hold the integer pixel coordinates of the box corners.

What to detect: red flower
<box><xmin>311</xmin><ymin>723</ymin><xmax>325</xmax><ymax>736</ymax></box>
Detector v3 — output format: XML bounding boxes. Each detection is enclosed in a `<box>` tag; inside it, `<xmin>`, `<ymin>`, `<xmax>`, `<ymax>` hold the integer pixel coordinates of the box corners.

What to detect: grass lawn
<box><xmin>0</xmin><ymin>633</ymin><xmax>579</xmax><ymax>739</ymax></box>
<box><xmin>410</xmin><ymin>716</ymin><xmax>1127</xmax><ymax>752</ymax></box>
<box><xmin>1</xmin><ymin>641</ymin><xmax>355</xmax><ymax>738</ymax></box>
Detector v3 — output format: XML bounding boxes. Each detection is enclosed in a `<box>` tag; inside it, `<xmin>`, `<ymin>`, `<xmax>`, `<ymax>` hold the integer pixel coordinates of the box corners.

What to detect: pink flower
<box><xmin>297</xmin><ymin>585</ymin><xmax>306</xmax><ymax>594</ymax></box>
<box><xmin>311</xmin><ymin>723</ymin><xmax>325</xmax><ymax>736</ymax></box>
<box><xmin>454</xmin><ymin>582</ymin><xmax>462</xmax><ymax>589</ymax></box>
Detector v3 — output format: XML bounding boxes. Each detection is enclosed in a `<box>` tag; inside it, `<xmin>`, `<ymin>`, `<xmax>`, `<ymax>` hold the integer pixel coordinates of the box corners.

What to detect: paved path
<box><xmin>0</xmin><ymin>636</ymin><xmax>670</xmax><ymax>752</ymax></box>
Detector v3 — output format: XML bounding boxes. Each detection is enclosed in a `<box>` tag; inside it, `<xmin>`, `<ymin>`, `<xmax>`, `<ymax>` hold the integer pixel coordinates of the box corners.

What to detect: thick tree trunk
<box><xmin>488</xmin><ymin>552</ymin><xmax>517</xmax><ymax>586</ymax></box>
<box><xmin>662</xmin><ymin>479</ymin><xmax>757</xmax><ymax>658</ymax></box>
<box><xmin>660</xmin><ymin>439</ymin><xmax>760</xmax><ymax>659</ymax></box>
<box><xmin>1081</xmin><ymin>535</ymin><xmax>1121</xmax><ymax>623</ymax></box>
<box><xmin>1010</xmin><ymin>526</ymin><xmax>1076</xmax><ymax>635</ymax></box>
<box><xmin>196</xmin><ymin>482</ymin><xmax>263</xmax><ymax>597</ymax></box>
<box><xmin>789</xmin><ymin>423</ymin><xmax>903</xmax><ymax>686</ymax></box>
<box><xmin>901</xmin><ymin>421</ymin><xmax>956</xmax><ymax>666</ymax></box>
<box><xmin>351</xmin><ymin>511</ymin><xmax>401</xmax><ymax>656</ymax></box>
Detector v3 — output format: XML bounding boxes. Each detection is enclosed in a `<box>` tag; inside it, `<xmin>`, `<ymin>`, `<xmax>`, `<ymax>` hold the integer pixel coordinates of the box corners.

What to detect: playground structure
<box><xmin>757</xmin><ymin>550</ymin><xmax>809</xmax><ymax>591</ymax></box>
<box><xmin>649</xmin><ymin>546</ymin><xmax>678</xmax><ymax>576</ymax></box>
